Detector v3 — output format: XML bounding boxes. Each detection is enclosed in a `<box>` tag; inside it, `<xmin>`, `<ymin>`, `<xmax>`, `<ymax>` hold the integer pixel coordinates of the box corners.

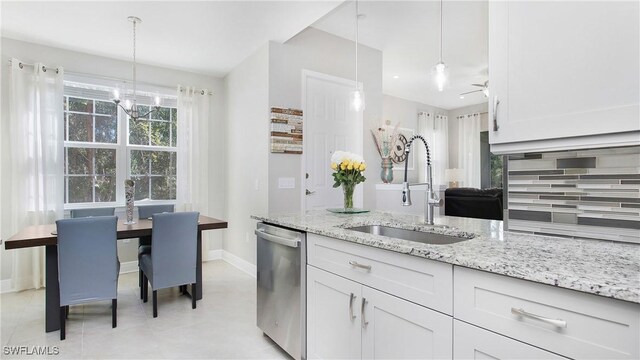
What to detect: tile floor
<box><xmin>1</xmin><ymin>261</ymin><xmax>291</xmax><ymax>359</ymax></box>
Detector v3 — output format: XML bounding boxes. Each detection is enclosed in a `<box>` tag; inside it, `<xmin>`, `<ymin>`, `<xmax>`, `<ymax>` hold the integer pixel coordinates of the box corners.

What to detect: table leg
<box><xmin>194</xmin><ymin>231</ymin><xmax>203</xmax><ymax>300</ymax></box>
<box><xmin>45</xmin><ymin>245</ymin><xmax>60</xmax><ymax>332</ymax></box>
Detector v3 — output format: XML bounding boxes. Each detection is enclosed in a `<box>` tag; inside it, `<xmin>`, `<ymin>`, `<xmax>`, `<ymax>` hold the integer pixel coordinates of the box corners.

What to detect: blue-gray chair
<box><xmin>136</xmin><ymin>204</ymin><xmax>175</xmax><ymax>295</ymax></box>
<box><xmin>56</xmin><ymin>216</ymin><xmax>119</xmax><ymax>340</ymax></box>
<box><xmin>70</xmin><ymin>207</ymin><xmax>115</xmax><ymax>218</ymax></box>
<box><xmin>140</xmin><ymin>212</ymin><xmax>199</xmax><ymax>318</ymax></box>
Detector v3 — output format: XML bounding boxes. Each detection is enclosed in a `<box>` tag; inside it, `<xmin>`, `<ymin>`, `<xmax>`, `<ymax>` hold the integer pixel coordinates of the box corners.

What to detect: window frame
<box><xmin>63</xmin><ymin>82</ymin><xmax>178</xmax><ymax>210</ymax></box>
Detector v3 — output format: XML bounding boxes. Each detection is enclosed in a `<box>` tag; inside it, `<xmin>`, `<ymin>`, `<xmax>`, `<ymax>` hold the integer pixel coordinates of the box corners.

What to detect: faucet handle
<box><xmin>429</xmin><ymin>193</ymin><xmax>444</xmax><ymax>207</ymax></box>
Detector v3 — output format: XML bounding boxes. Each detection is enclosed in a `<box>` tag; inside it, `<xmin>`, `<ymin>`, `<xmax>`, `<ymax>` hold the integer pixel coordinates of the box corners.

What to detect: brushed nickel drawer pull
<box><xmin>349</xmin><ymin>293</ymin><xmax>357</xmax><ymax>321</ymax></box>
<box><xmin>361</xmin><ymin>297</ymin><xmax>369</xmax><ymax>328</ymax></box>
<box><xmin>349</xmin><ymin>260</ymin><xmax>372</xmax><ymax>271</ymax></box>
<box><xmin>511</xmin><ymin>307</ymin><xmax>567</xmax><ymax>328</ymax></box>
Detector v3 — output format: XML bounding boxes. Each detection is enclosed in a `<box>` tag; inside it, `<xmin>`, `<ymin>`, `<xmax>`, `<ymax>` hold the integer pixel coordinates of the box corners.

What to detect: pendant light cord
<box><xmin>355</xmin><ymin>0</ymin><xmax>359</xmax><ymax>88</ymax></box>
<box><xmin>439</xmin><ymin>0</ymin><xmax>443</xmax><ymax>63</ymax></box>
<box><xmin>132</xmin><ymin>19</ymin><xmax>137</xmax><ymax>106</ymax></box>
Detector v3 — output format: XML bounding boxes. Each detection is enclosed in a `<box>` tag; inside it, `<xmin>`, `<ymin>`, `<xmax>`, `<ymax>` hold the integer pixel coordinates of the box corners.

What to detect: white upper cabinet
<box><xmin>489</xmin><ymin>1</ymin><xmax>640</xmax><ymax>154</ymax></box>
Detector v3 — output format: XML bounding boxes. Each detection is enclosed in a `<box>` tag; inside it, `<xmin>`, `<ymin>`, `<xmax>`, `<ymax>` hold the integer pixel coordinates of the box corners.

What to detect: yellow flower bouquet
<box><xmin>330</xmin><ymin>151</ymin><xmax>366</xmax><ymax>209</ymax></box>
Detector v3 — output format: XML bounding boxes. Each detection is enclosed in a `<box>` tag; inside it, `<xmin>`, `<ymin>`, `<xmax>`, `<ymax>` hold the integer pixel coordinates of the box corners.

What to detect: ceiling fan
<box><xmin>459</xmin><ymin>80</ymin><xmax>488</xmax><ymax>98</ymax></box>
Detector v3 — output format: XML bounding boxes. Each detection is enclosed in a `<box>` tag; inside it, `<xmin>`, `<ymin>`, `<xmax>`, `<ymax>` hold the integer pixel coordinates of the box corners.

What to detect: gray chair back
<box><xmin>56</xmin><ymin>216</ymin><xmax>119</xmax><ymax>306</ymax></box>
<box><xmin>138</xmin><ymin>204</ymin><xmax>175</xmax><ymax>219</ymax></box>
<box><xmin>70</xmin><ymin>207</ymin><xmax>115</xmax><ymax>218</ymax></box>
<box><xmin>150</xmin><ymin>212</ymin><xmax>199</xmax><ymax>290</ymax></box>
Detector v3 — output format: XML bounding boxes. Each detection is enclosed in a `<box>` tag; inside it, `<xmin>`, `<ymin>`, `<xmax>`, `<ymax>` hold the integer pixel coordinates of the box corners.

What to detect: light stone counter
<box><xmin>251</xmin><ymin>210</ymin><xmax>640</xmax><ymax>304</ymax></box>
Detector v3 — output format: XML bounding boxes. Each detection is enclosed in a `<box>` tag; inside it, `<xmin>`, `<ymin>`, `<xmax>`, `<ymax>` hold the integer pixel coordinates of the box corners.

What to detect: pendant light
<box><xmin>349</xmin><ymin>0</ymin><xmax>365</xmax><ymax>112</ymax></box>
<box><xmin>431</xmin><ymin>0</ymin><xmax>449</xmax><ymax>92</ymax></box>
<box><xmin>112</xmin><ymin>16</ymin><xmax>161</xmax><ymax>120</ymax></box>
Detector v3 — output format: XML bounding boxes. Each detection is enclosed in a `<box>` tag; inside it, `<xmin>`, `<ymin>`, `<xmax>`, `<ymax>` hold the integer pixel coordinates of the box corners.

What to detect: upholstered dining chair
<box><xmin>140</xmin><ymin>212</ymin><xmax>199</xmax><ymax>318</ymax></box>
<box><xmin>70</xmin><ymin>207</ymin><xmax>115</xmax><ymax>218</ymax></box>
<box><xmin>56</xmin><ymin>216</ymin><xmax>119</xmax><ymax>340</ymax></box>
<box><xmin>136</xmin><ymin>204</ymin><xmax>175</xmax><ymax>295</ymax></box>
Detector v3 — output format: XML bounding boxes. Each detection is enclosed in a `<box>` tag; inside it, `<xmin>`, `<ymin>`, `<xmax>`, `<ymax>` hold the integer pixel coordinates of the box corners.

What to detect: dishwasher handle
<box><xmin>255</xmin><ymin>229</ymin><xmax>300</xmax><ymax>248</ymax></box>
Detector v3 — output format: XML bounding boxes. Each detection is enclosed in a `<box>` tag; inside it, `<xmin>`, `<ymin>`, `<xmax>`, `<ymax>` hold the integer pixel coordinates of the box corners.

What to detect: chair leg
<box><xmin>112</xmin><ymin>299</ymin><xmax>117</xmax><ymax>328</ymax></box>
<box><xmin>152</xmin><ymin>290</ymin><xmax>158</xmax><ymax>318</ymax></box>
<box><xmin>192</xmin><ymin>283</ymin><xmax>197</xmax><ymax>309</ymax></box>
<box><xmin>143</xmin><ymin>274</ymin><xmax>148</xmax><ymax>303</ymax></box>
<box><xmin>60</xmin><ymin>307</ymin><xmax>66</xmax><ymax>340</ymax></box>
<box><xmin>65</xmin><ymin>305</ymin><xmax>69</xmax><ymax>319</ymax></box>
<box><xmin>139</xmin><ymin>269</ymin><xmax>143</xmax><ymax>298</ymax></box>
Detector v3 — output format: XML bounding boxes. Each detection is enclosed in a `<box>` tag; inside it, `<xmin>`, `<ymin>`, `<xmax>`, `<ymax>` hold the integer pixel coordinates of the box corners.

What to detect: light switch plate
<box><xmin>278</xmin><ymin>177</ymin><xmax>296</xmax><ymax>189</ymax></box>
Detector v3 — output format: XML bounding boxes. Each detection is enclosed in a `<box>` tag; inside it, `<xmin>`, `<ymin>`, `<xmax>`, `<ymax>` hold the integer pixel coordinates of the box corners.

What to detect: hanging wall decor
<box><xmin>270</xmin><ymin>107</ymin><xmax>303</xmax><ymax>154</ymax></box>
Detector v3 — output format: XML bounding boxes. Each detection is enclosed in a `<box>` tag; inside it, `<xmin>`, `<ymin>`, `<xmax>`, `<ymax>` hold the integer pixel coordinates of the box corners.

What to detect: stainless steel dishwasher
<box><xmin>256</xmin><ymin>223</ymin><xmax>306</xmax><ymax>360</ymax></box>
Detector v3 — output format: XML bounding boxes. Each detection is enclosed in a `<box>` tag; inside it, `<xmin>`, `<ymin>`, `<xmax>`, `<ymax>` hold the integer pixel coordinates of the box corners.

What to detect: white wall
<box><xmin>448</xmin><ymin>102</ymin><xmax>489</xmax><ymax>168</ymax></box>
<box><xmin>0</xmin><ymin>38</ymin><xmax>227</xmax><ymax>281</ymax></box>
<box><xmin>223</xmin><ymin>44</ymin><xmax>270</xmax><ymax>266</ymax></box>
<box><xmin>268</xmin><ymin>28</ymin><xmax>383</xmax><ymax>213</ymax></box>
<box><xmin>382</xmin><ymin>94</ymin><xmax>449</xmax><ymax>184</ymax></box>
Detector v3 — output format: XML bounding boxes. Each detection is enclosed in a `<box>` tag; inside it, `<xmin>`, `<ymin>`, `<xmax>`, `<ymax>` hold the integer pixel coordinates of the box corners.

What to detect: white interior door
<box><xmin>303</xmin><ymin>71</ymin><xmax>363</xmax><ymax>211</ymax></box>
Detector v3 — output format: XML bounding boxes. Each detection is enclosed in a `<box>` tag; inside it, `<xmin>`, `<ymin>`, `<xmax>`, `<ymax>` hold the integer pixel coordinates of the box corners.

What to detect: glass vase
<box><xmin>342</xmin><ymin>183</ymin><xmax>355</xmax><ymax>210</ymax></box>
<box><xmin>124</xmin><ymin>179</ymin><xmax>135</xmax><ymax>224</ymax></box>
<box><xmin>380</xmin><ymin>158</ymin><xmax>394</xmax><ymax>183</ymax></box>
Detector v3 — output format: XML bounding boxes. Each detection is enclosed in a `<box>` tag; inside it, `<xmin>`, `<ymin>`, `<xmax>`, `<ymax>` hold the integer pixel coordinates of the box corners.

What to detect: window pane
<box><xmin>95</xmin><ymin>101</ymin><xmax>116</xmax><ymax>116</ymax></box>
<box><xmin>129</xmin><ymin>118</ymin><xmax>149</xmax><ymax>145</ymax></box>
<box><xmin>156</xmin><ymin>107</ymin><xmax>170</xmax><ymax>121</ymax></box>
<box><xmin>64</xmin><ymin>113</ymin><xmax>68</xmax><ymax>141</ymax></box>
<box><xmin>68</xmin><ymin>114</ymin><xmax>93</xmax><ymax>142</ymax></box>
<box><xmin>67</xmin><ymin>176</ymin><xmax>93</xmax><ymax>203</ymax></box>
<box><xmin>132</xmin><ymin>176</ymin><xmax>150</xmax><ymax>201</ymax></box>
<box><xmin>95</xmin><ymin>149</ymin><xmax>116</xmax><ymax>175</ymax></box>
<box><xmin>95</xmin><ymin>116</ymin><xmax>117</xmax><ymax>143</ymax></box>
<box><xmin>136</xmin><ymin>105</ymin><xmax>149</xmax><ymax>116</ymax></box>
<box><xmin>151</xmin><ymin>176</ymin><xmax>176</xmax><ymax>200</ymax></box>
<box><xmin>150</xmin><ymin>151</ymin><xmax>176</xmax><ymax>176</ymax></box>
<box><xmin>171</xmin><ymin>123</ymin><xmax>177</xmax><ymax>147</ymax></box>
<box><xmin>67</xmin><ymin>148</ymin><xmax>92</xmax><ymax>174</ymax></box>
<box><xmin>151</xmin><ymin>121</ymin><xmax>170</xmax><ymax>147</ymax></box>
<box><xmin>130</xmin><ymin>150</ymin><xmax>150</xmax><ymax>175</ymax></box>
<box><xmin>69</xmin><ymin>98</ymin><xmax>93</xmax><ymax>113</ymax></box>
<box><xmin>95</xmin><ymin>176</ymin><xmax>116</xmax><ymax>202</ymax></box>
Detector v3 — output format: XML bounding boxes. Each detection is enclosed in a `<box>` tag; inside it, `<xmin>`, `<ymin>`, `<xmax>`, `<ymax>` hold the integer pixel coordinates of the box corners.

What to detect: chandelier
<box><xmin>112</xmin><ymin>16</ymin><xmax>160</xmax><ymax>120</ymax></box>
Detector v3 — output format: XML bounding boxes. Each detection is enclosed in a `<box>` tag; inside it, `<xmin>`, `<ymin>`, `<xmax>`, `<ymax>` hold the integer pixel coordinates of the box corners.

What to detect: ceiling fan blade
<box><xmin>459</xmin><ymin>89</ymin><xmax>483</xmax><ymax>96</ymax></box>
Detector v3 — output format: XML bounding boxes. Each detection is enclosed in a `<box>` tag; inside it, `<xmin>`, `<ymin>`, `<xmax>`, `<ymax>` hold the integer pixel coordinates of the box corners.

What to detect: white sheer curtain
<box><xmin>176</xmin><ymin>86</ymin><xmax>211</xmax><ymax>253</ymax></box>
<box><xmin>418</xmin><ymin>112</ymin><xmax>449</xmax><ymax>189</ymax></box>
<box><xmin>458</xmin><ymin>113</ymin><xmax>481</xmax><ymax>188</ymax></box>
<box><xmin>7</xmin><ymin>59</ymin><xmax>64</xmax><ymax>291</ymax></box>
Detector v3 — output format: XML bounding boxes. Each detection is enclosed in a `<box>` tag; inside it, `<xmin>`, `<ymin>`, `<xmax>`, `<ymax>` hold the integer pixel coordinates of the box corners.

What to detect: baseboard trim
<box><xmin>221</xmin><ymin>251</ymin><xmax>257</xmax><ymax>278</ymax></box>
<box><xmin>1</xmin><ymin>279</ymin><xmax>13</xmax><ymax>294</ymax></box>
<box><xmin>207</xmin><ymin>249</ymin><xmax>223</xmax><ymax>261</ymax></box>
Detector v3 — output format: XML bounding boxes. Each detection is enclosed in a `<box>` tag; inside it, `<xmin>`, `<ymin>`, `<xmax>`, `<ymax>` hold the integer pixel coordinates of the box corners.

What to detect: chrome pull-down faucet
<box><xmin>401</xmin><ymin>135</ymin><xmax>443</xmax><ymax>225</ymax></box>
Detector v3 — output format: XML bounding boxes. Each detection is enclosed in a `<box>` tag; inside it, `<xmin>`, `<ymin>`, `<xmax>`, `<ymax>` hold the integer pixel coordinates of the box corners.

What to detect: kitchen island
<box><xmin>252</xmin><ymin>210</ymin><xmax>640</xmax><ymax>359</ymax></box>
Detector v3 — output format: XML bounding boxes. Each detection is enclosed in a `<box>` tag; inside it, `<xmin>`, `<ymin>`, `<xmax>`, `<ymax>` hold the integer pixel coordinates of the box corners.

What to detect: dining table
<box><xmin>4</xmin><ymin>215</ymin><xmax>228</xmax><ymax>333</ymax></box>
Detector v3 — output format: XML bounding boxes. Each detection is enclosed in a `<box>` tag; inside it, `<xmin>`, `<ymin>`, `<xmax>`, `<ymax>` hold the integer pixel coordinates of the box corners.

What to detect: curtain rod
<box><xmin>8</xmin><ymin>60</ymin><xmax>213</xmax><ymax>96</ymax></box>
<box><xmin>8</xmin><ymin>59</ymin><xmax>60</xmax><ymax>74</ymax></box>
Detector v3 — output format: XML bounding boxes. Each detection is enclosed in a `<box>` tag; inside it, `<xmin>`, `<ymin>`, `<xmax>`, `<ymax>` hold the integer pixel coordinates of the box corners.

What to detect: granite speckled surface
<box><xmin>251</xmin><ymin>210</ymin><xmax>640</xmax><ymax>304</ymax></box>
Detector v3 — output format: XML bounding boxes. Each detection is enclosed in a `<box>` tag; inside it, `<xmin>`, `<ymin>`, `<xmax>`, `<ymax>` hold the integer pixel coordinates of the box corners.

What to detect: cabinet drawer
<box><xmin>307</xmin><ymin>234</ymin><xmax>453</xmax><ymax>314</ymax></box>
<box><xmin>454</xmin><ymin>320</ymin><xmax>566</xmax><ymax>360</ymax></box>
<box><xmin>454</xmin><ymin>266</ymin><xmax>640</xmax><ymax>359</ymax></box>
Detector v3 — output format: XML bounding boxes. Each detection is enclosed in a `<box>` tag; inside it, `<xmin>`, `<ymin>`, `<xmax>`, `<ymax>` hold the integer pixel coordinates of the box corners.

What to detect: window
<box><xmin>63</xmin><ymin>81</ymin><xmax>177</xmax><ymax>206</ymax></box>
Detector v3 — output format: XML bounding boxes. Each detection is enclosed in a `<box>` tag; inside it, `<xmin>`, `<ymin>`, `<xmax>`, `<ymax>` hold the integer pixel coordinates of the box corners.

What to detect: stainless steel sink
<box><xmin>346</xmin><ymin>225</ymin><xmax>472</xmax><ymax>245</ymax></box>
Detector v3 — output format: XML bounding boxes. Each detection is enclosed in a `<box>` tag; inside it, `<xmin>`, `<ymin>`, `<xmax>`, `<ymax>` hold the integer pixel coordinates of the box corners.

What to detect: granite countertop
<box><xmin>251</xmin><ymin>210</ymin><xmax>640</xmax><ymax>304</ymax></box>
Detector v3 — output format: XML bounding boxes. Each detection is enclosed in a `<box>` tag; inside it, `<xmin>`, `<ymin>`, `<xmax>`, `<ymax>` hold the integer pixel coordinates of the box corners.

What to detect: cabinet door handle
<box><xmin>361</xmin><ymin>297</ymin><xmax>369</xmax><ymax>328</ymax></box>
<box><xmin>349</xmin><ymin>260</ymin><xmax>372</xmax><ymax>271</ymax></box>
<box><xmin>349</xmin><ymin>293</ymin><xmax>357</xmax><ymax>321</ymax></box>
<box><xmin>493</xmin><ymin>96</ymin><xmax>500</xmax><ymax>132</ymax></box>
<box><xmin>511</xmin><ymin>307</ymin><xmax>567</xmax><ymax>328</ymax></box>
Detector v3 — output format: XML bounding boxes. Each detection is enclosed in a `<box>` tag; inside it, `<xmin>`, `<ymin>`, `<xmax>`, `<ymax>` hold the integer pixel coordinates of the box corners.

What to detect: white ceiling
<box><xmin>1</xmin><ymin>1</ymin><xmax>342</xmax><ymax>77</ymax></box>
<box><xmin>312</xmin><ymin>0</ymin><xmax>488</xmax><ymax>110</ymax></box>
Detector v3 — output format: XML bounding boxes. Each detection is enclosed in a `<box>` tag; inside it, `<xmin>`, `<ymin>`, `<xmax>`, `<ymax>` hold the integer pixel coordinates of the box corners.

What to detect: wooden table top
<box><xmin>4</xmin><ymin>215</ymin><xmax>228</xmax><ymax>250</ymax></box>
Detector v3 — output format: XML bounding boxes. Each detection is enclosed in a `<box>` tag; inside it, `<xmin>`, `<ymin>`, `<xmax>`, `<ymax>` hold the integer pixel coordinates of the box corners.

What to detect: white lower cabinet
<box><xmin>307</xmin><ymin>266</ymin><xmax>453</xmax><ymax>360</ymax></box>
<box><xmin>453</xmin><ymin>320</ymin><xmax>566</xmax><ymax>360</ymax></box>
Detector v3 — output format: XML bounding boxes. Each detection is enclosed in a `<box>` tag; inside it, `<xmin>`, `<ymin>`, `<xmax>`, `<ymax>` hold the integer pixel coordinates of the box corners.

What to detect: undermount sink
<box><xmin>346</xmin><ymin>225</ymin><xmax>472</xmax><ymax>245</ymax></box>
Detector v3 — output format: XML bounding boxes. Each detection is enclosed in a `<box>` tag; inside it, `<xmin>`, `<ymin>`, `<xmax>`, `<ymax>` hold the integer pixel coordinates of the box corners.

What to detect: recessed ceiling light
<box><xmin>459</xmin><ymin>95</ymin><xmax>465</xmax><ymax>99</ymax></box>
<box><xmin>393</xmin><ymin>75</ymin><xmax>400</xmax><ymax>79</ymax></box>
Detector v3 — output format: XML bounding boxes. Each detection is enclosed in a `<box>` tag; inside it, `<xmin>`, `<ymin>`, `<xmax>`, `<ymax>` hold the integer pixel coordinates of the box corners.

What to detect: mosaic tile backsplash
<box><xmin>506</xmin><ymin>146</ymin><xmax>640</xmax><ymax>244</ymax></box>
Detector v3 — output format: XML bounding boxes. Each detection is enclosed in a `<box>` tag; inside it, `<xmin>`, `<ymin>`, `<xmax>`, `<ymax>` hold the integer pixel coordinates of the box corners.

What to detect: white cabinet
<box><xmin>307</xmin><ymin>266</ymin><xmax>361</xmax><ymax>360</ymax></box>
<box><xmin>453</xmin><ymin>320</ymin><xmax>566</xmax><ymax>360</ymax></box>
<box><xmin>489</xmin><ymin>1</ymin><xmax>640</xmax><ymax>154</ymax></box>
<box><xmin>307</xmin><ymin>266</ymin><xmax>453</xmax><ymax>360</ymax></box>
